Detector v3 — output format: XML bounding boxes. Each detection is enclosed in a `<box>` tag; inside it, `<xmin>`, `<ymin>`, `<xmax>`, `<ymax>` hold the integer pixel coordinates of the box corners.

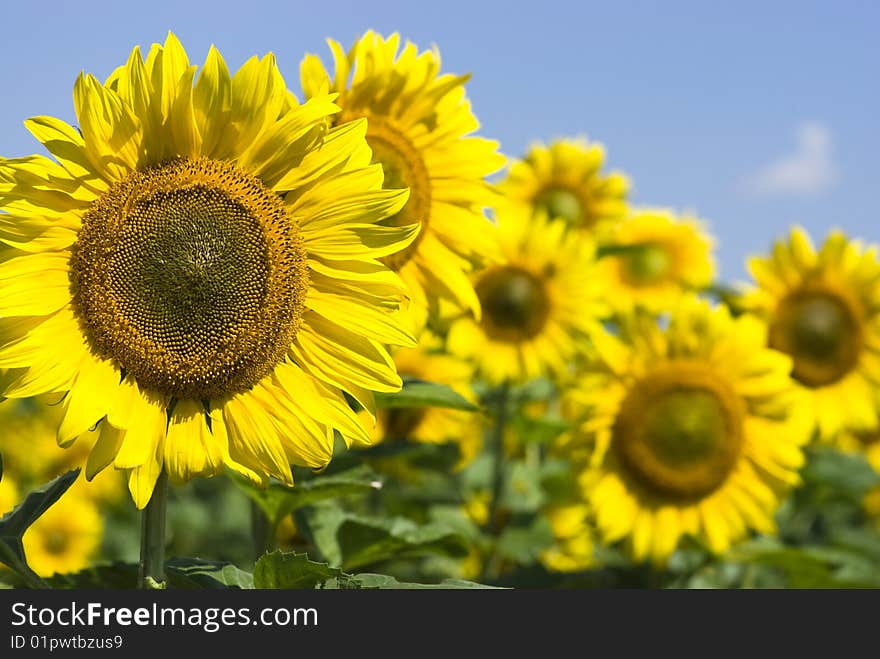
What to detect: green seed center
<box><xmin>535</xmin><ymin>187</ymin><xmax>583</xmax><ymax>225</ymax></box>
<box><xmin>769</xmin><ymin>290</ymin><xmax>862</xmax><ymax>387</ymax></box>
<box><xmin>476</xmin><ymin>266</ymin><xmax>550</xmax><ymax>342</ymax></box>
<box><xmin>622</xmin><ymin>243</ymin><xmax>671</xmax><ymax>285</ymax></box>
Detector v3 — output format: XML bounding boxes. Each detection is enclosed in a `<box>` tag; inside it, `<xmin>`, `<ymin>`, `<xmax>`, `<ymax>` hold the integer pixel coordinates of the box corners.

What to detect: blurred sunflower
<box><xmin>0</xmin><ymin>34</ymin><xmax>417</xmax><ymax>508</ymax></box>
<box><xmin>539</xmin><ymin>504</ymin><xmax>594</xmax><ymax>573</ymax></box>
<box><xmin>20</xmin><ymin>490</ymin><xmax>102</xmax><ymax>577</ymax></box>
<box><xmin>499</xmin><ymin>138</ymin><xmax>629</xmax><ymax>235</ymax></box>
<box><xmin>447</xmin><ymin>210</ymin><xmax>606</xmax><ymax>382</ymax></box>
<box><xmin>365</xmin><ymin>337</ymin><xmax>482</xmax><ymax>468</ymax></box>
<box><xmin>301</xmin><ymin>31</ymin><xmax>505</xmax><ymax>317</ymax></box>
<box><xmin>739</xmin><ymin>228</ymin><xmax>880</xmax><ymax>440</ymax></box>
<box><xmin>0</xmin><ymin>398</ymin><xmax>124</xmax><ymax>503</ymax></box>
<box><xmin>597</xmin><ymin>209</ymin><xmax>715</xmax><ymax>313</ymax></box>
<box><xmin>0</xmin><ymin>476</ymin><xmax>18</xmax><ymax>518</ymax></box>
<box><xmin>568</xmin><ymin>297</ymin><xmax>809</xmax><ymax>564</ymax></box>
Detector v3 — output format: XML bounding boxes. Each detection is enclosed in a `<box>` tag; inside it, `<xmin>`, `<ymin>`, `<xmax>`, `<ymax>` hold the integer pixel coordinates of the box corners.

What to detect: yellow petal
<box><xmin>164</xmin><ymin>399</ymin><xmax>222</xmax><ymax>484</ymax></box>
<box><xmin>58</xmin><ymin>355</ymin><xmax>120</xmax><ymax>446</ymax></box>
<box><xmin>73</xmin><ymin>73</ymin><xmax>142</xmax><ymax>181</ymax></box>
<box><xmin>127</xmin><ymin>435</ymin><xmax>165</xmax><ymax>510</ymax></box>
<box><xmin>0</xmin><ymin>251</ymin><xmax>71</xmax><ymax>317</ymax></box>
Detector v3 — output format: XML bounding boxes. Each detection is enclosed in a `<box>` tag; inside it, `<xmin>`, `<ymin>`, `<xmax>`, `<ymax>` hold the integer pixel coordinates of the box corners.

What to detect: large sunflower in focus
<box><xmin>739</xmin><ymin>228</ymin><xmax>880</xmax><ymax>440</ymax></box>
<box><xmin>567</xmin><ymin>298</ymin><xmax>808</xmax><ymax>564</ymax></box>
<box><xmin>301</xmin><ymin>31</ymin><xmax>505</xmax><ymax>317</ymax></box>
<box><xmin>596</xmin><ymin>209</ymin><xmax>715</xmax><ymax>314</ymax></box>
<box><xmin>447</xmin><ymin>210</ymin><xmax>606</xmax><ymax>383</ymax></box>
<box><xmin>0</xmin><ymin>34</ymin><xmax>417</xmax><ymax>508</ymax></box>
<box><xmin>499</xmin><ymin>138</ymin><xmax>629</xmax><ymax>236</ymax></box>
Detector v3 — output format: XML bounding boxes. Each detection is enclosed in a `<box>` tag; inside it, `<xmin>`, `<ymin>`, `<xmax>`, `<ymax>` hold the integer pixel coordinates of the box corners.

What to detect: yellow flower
<box><xmin>0</xmin><ymin>398</ymin><xmax>125</xmax><ymax>504</ymax></box>
<box><xmin>20</xmin><ymin>490</ymin><xmax>102</xmax><ymax>577</ymax></box>
<box><xmin>539</xmin><ymin>504</ymin><xmax>594</xmax><ymax>573</ymax></box>
<box><xmin>366</xmin><ymin>337</ymin><xmax>482</xmax><ymax>468</ymax></box>
<box><xmin>597</xmin><ymin>209</ymin><xmax>715</xmax><ymax>313</ymax></box>
<box><xmin>500</xmin><ymin>138</ymin><xmax>629</xmax><ymax>235</ymax></box>
<box><xmin>739</xmin><ymin>227</ymin><xmax>880</xmax><ymax>439</ymax></box>
<box><xmin>301</xmin><ymin>31</ymin><xmax>505</xmax><ymax>317</ymax></box>
<box><xmin>567</xmin><ymin>297</ymin><xmax>809</xmax><ymax>565</ymax></box>
<box><xmin>447</xmin><ymin>209</ymin><xmax>606</xmax><ymax>382</ymax></box>
<box><xmin>0</xmin><ymin>34</ymin><xmax>417</xmax><ymax>508</ymax></box>
<box><xmin>0</xmin><ymin>475</ymin><xmax>19</xmax><ymax>518</ymax></box>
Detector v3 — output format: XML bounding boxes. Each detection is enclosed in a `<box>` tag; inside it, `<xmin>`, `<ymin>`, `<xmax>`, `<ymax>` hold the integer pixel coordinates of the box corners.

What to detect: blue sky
<box><xmin>0</xmin><ymin>0</ymin><xmax>875</xmax><ymax>280</ymax></box>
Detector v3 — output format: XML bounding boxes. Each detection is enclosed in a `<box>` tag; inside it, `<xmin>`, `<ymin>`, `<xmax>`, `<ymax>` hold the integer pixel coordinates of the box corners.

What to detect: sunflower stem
<box><xmin>138</xmin><ymin>469</ymin><xmax>168</xmax><ymax>590</ymax></box>
<box><xmin>250</xmin><ymin>500</ymin><xmax>273</xmax><ymax>561</ymax></box>
<box><xmin>482</xmin><ymin>380</ymin><xmax>511</xmax><ymax>581</ymax></box>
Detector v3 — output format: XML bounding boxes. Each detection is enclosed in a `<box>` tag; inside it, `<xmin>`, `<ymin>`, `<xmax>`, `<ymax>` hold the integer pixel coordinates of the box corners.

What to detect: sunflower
<box><xmin>739</xmin><ymin>227</ymin><xmax>880</xmax><ymax>440</ymax></box>
<box><xmin>447</xmin><ymin>209</ymin><xmax>605</xmax><ymax>383</ymax></box>
<box><xmin>0</xmin><ymin>34</ymin><xmax>417</xmax><ymax>508</ymax></box>
<box><xmin>300</xmin><ymin>31</ymin><xmax>505</xmax><ymax>318</ymax></box>
<box><xmin>596</xmin><ymin>209</ymin><xmax>715</xmax><ymax>314</ymax></box>
<box><xmin>539</xmin><ymin>503</ymin><xmax>594</xmax><ymax>573</ymax></box>
<box><xmin>0</xmin><ymin>475</ymin><xmax>18</xmax><ymax>518</ymax></box>
<box><xmin>365</xmin><ymin>337</ymin><xmax>482</xmax><ymax>468</ymax></box>
<box><xmin>19</xmin><ymin>489</ymin><xmax>103</xmax><ymax>577</ymax></box>
<box><xmin>0</xmin><ymin>398</ymin><xmax>125</xmax><ymax>503</ymax></box>
<box><xmin>499</xmin><ymin>138</ymin><xmax>629</xmax><ymax>236</ymax></box>
<box><xmin>566</xmin><ymin>297</ymin><xmax>808</xmax><ymax>564</ymax></box>
<box><xmin>0</xmin><ymin>470</ymin><xmax>102</xmax><ymax>578</ymax></box>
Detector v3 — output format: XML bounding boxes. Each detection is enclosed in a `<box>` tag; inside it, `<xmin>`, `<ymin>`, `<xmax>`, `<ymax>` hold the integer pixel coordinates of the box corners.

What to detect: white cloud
<box><xmin>743</xmin><ymin>121</ymin><xmax>838</xmax><ymax>197</ymax></box>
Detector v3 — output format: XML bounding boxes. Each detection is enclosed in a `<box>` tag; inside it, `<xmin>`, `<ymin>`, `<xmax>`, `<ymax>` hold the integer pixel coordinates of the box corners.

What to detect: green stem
<box><xmin>250</xmin><ymin>500</ymin><xmax>273</xmax><ymax>561</ymax></box>
<box><xmin>482</xmin><ymin>381</ymin><xmax>511</xmax><ymax>585</ymax></box>
<box><xmin>138</xmin><ymin>469</ymin><xmax>168</xmax><ymax>589</ymax></box>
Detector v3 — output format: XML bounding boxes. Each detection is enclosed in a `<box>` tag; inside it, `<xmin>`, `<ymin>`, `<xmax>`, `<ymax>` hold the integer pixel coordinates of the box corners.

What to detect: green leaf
<box><xmin>496</xmin><ymin>516</ymin><xmax>554</xmax><ymax>565</ymax></box>
<box><xmin>166</xmin><ymin>558</ymin><xmax>255</xmax><ymax>589</ymax></box>
<box><xmin>512</xmin><ymin>414</ymin><xmax>571</xmax><ymax>445</ymax></box>
<box><xmin>729</xmin><ymin>540</ymin><xmax>880</xmax><ymax>588</ymax></box>
<box><xmin>232</xmin><ymin>465</ymin><xmax>383</xmax><ymax>527</ymax></box>
<box><xmin>357</xmin><ymin>441</ymin><xmax>463</xmax><ymax>473</ymax></box>
<box><xmin>253</xmin><ymin>550</ymin><xmax>345</xmax><ymax>589</ymax></box>
<box><xmin>297</xmin><ymin>503</ymin><xmax>469</xmax><ymax>570</ymax></box>
<box><xmin>48</xmin><ymin>560</ymin><xmax>255</xmax><ymax>589</ymax></box>
<box><xmin>47</xmin><ymin>563</ymin><xmax>140</xmax><ymax>589</ymax></box>
<box><xmin>248</xmin><ymin>550</ymin><xmax>499</xmax><ymax>589</ymax></box>
<box><xmin>0</xmin><ymin>468</ymin><xmax>80</xmax><ymax>589</ymax></box>
<box><xmin>375</xmin><ymin>379</ymin><xmax>479</xmax><ymax>411</ymax></box>
<box><xmin>500</xmin><ymin>461</ymin><xmax>546</xmax><ymax>514</ymax></box>
<box><xmin>328</xmin><ymin>573</ymin><xmax>502</xmax><ymax>589</ymax></box>
<box><xmin>802</xmin><ymin>447</ymin><xmax>880</xmax><ymax>500</ymax></box>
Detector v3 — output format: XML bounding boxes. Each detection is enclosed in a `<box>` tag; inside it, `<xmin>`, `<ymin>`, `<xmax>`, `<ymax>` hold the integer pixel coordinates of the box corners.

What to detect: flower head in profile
<box><xmin>301</xmin><ymin>31</ymin><xmax>505</xmax><ymax>318</ymax></box>
<box><xmin>0</xmin><ymin>34</ymin><xmax>417</xmax><ymax>507</ymax></box>
<box><xmin>566</xmin><ymin>297</ymin><xmax>809</xmax><ymax>564</ymax></box>
<box><xmin>739</xmin><ymin>227</ymin><xmax>880</xmax><ymax>440</ymax></box>
<box><xmin>500</xmin><ymin>138</ymin><xmax>629</xmax><ymax>236</ymax></box>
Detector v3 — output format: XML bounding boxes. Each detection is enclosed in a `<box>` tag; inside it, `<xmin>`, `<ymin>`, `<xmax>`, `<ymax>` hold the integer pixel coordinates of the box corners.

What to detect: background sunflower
<box><xmin>301</xmin><ymin>31</ymin><xmax>505</xmax><ymax>320</ymax></box>
<box><xmin>447</xmin><ymin>210</ymin><xmax>606</xmax><ymax>383</ymax></box>
<box><xmin>739</xmin><ymin>227</ymin><xmax>880</xmax><ymax>440</ymax></box>
<box><xmin>596</xmin><ymin>208</ymin><xmax>715</xmax><ymax>314</ymax></box>
<box><xmin>499</xmin><ymin>138</ymin><xmax>629</xmax><ymax>237</ymax></box>
<box><xmin>565</xmin><ymin>298</ymin><xmax>809</xmax><ymax>564</ymax></box>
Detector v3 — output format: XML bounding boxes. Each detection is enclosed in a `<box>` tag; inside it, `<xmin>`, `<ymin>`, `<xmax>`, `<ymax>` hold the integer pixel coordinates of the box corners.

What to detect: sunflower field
<box><xmin>1</xmin><ymin>30</ymin><xmax>879</xmax><ymax>593</ymax></box>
